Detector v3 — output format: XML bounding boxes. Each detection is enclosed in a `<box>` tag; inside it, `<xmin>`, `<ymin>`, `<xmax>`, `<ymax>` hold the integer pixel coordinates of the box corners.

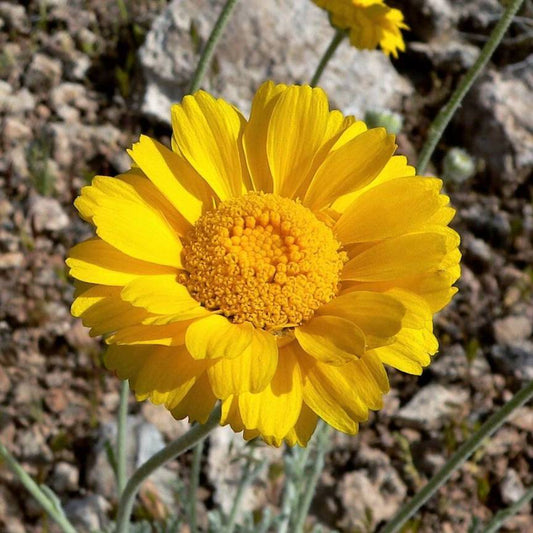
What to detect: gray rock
<box><xmin>396</xmin><ymin>384</ymin><xmax>469</xmax><ymax>429</ymax></box>
<box><xmin>50</xmin><ymin>461</ymin><xmax>79</xmax><ymax>493</ymax></box>
<box><xmin>410</xmin><ymin>39</ymin><xmax>479</xmax><ymax>72</ymax></box>
<box><xmin>17</xmin><ymin>427</ymin><xmax>53</xmax><ymax>463</ymax></box>
<box><xmin>89</xmin><ymin>416</ymin><xmax>178</xmax><ymax>508</ymax></box>
<box><xmin>207</xmin><ymin>426</ymin><xmax>282</xmax><ymax>517</ymax></box>
<box><xmin>64</xmin><ymin>494</ymin><xmax>110</xmax><ymax>533</ymax></box>
<box><xmin>430</xmin><ymin>343</ymin><xmax>490</xmax><ymax>382</ymax></box>
<box><xmin>0</xmin><ymin>253</ymin><xmax>24</xmax><ymax>270</ymax></box>
<box><xmin>490</xmin><ymin>341</ymin><xmax>533</xmax><ymax>383</ymax></box>
<box><xmin>494</xmin><ymin>316</ymin><xmax>533</xmax><ymax>345</ymax></box>
<box><xmin>461</xmin><ymin>203</ymin><xmax>511</xmax><ymax>248</ymax></box>
<box><xmin>500</xmin><ymin>469</ymin><xmax>526</xmax><ymax>505</ymax></box>
<box><xmin>24</xmin><ymin>53</ymin><xmax>62</xmax><ymax>92</ymax></box>
<box><xmin>2</xmin><ymin>118</ymin><xmax>32</xmax><ymax>143</ymax></box>
<box><xmin>338</xmin><ymin>446</ymin><xmax>406</xmax><ymax>531</ymax></box>
<box><xmin>50</xmin><ymin>82</ymin><xmax>98</xmax><ymax>123</ymax></box>
<box><xmin>0</xmin><ymin>2</ymin><xmax>29</xmax><ymax>34</ymax></box>
<box><xmin>139</xmin><ymin>0</ymin><xmax>413</xmax><ymax>124</ymax></box>
<box><xmin>399</xmin><ymin>0</ymin><xmax>458</xmax><ymax>41</ymax></box>
<box><xmin>30</xmin><ymin>197</ymin><xmax>69</xmax><ymax>232</ymax></box>
<box><xmin>67</xmin><ymin>52</ymin><xmax>91</xmax><ymax>81</ymax></box>
<box><xmin>0</xmin><ymin>85</ymin><xmax>36</xmax><ymax>115</ymax></box>
<box><xmin>0</xmin><ymin>365</ymin><xmax>10</xmax><ymax>401</ymax></box>
<box><xmin>464</xmin><ymin>234</ymin><xmax>493</xmax><ymax>266</ymax></box>
<box><xmin>458</xmin><ymin>70</ymin><xmax>533</xmax><ymax>196</ymax></box>
<box><xmin>47</xmin><ymin>122</ymin><xmax>123</xmax><ymax>170</ymax></box>
<box><xmin>459</xmin><ymin>0</ymin><xmax>502</xmax><ymax>30</ymax></box>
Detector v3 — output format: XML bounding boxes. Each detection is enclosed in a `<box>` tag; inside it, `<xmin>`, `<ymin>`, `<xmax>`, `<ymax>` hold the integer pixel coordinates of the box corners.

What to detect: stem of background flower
<box><xmin>292</xmin><ymin>422</ymin><xmax>331</xmax><ymax>533</ymax></box>
<box><xmin>0</xmin><ymin>443</ymin><xmax>77</xmax><ymax>533</ymax></box>
<box><xmin>223</xmin><ymin>456</ymin><xmax>253</xmax><ymax>533</ymax></box>
<box><xmin>189</xmin><ymin>438</ymin><xmax>204</xmax><ymax>533</ymax></box>
<box><xmin>483</xmin><ymin>485</ymin><xmax>533</xmax><ymax>533</ymax></box>
<box><xmin>117</xmin><ymin>380</ymin><xmax>129</xmax><ymax>495</ymax></box>
<box><xmin>188</xmin><ymin>0</ymin><xmax>240</xmax><ymax>94</ymax></box>
<box><xmin>278</xmin><ymin>444</ymin><xmax>311</xmax><ymax>533</ymax></box>
<box><xmin>310</xmin><ymin>29</ymin><xmax>346</xmax><ymax>87</ymax></box>
<box><xmin>416</xmin><ymin>0</ymin><xmax>525</xmax><ymax>174</ymax></box>
<box><xmin>380</xmin><ymin>379</ymin><xmax>533</xmax><ymax>533</ymax></box>
<box><xmin>114</xmin><ymin>404</ymin><xmax>222</xmax><ymax>533</ymax></box>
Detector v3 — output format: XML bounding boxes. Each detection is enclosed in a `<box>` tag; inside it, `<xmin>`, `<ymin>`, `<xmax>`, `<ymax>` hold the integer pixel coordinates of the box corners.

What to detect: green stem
<box><xmin>483</xmin><ymin>485</ymin><xmax>533</xmax><ymax>533</ymax></box>
<box><xmin>278</xmin><ymin>445</ymin><xmax>311</xmax><ymax>533</ymax></box>
<box><xmin>0</xmin><ymin>443</ymin><xmax>77</xmax><ymax>533</ymax></box>
<box><xmin>114</xmin><ymin>404</ymin><xmax>222</xmax><ymax>533</ymax></box>
<box><xmin>417</xmin><ymin>0</ymin><xmax>525</xmax><ymax>174</ymax></box>
<box><xmin>380</xmin><ymin>380</ymin><xmax>533</xmax><ymax>533</ymax></box>
<box><xmin>310</xmin><ymin>29</ymin><xmax>346</xmax><ymax>87</ymax></box>
<box><xmin>189</xmin><ymin>438</ymin><xmax>204</xmax><ymax>533</ymax></box>
<box><xmin>117</xmin><ymin>380</ymin><xmax>129</xmax><ymax>495</ymax></box>
<box><xmin>188</xmin><ymin>0</ymin><xmax>240</xmax><ymax>93</ymax></box>
<box><xmin>293</xmin><ymin>422</ymin><xmax>331</xmax><ymax>533</ymax></box>
<box><xmin>223</xmin><ymin>457</ymin><xmax>253</xmax><ymax>533</ymax></box>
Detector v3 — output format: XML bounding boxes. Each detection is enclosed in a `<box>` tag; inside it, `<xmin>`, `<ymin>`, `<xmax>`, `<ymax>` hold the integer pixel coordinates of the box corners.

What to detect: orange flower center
<box><xmin>182</xmin><ymin>192</ymin><xmax>346</xmax><ymax>330</ymax></box>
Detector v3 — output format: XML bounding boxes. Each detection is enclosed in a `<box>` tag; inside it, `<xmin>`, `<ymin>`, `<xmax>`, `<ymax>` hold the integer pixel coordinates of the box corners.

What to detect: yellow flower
<box><xmin>313</xmin><ymin>0</ymin><xmax>408</xmax><ymax>58</ymax></box>
<box><xmin>67</xmin><ymin>82</ymin><xmax>460</xmax><ymax>447</ymax></box>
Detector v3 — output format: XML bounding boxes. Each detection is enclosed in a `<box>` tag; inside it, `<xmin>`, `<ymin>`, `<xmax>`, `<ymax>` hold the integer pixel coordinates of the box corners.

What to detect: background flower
<box><xmin>313</xmin><ymin>0</ymin><xmax>408</xmax><ymax>57</ymax></box>
<box><xmin>67</xmin><ymin>81</ymin><xmax>460</xmax><ymax>447</ymax></box>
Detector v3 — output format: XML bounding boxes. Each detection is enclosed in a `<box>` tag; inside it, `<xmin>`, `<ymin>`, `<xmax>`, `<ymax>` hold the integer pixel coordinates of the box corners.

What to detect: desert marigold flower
<box><xmin>67</xmin><ymin>82</ymin><xmax>460</xmax><ymax>447</ymax></box>
<box><xmin>313</xmin><ymin>0</ymin><xmax>408</xmax><ymax>58</ymax></box>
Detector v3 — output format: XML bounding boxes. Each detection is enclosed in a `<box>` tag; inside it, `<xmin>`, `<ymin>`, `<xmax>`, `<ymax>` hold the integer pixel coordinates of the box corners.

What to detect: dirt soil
<box><xmin>0</xmin><ymin>1</ymin><xmax>532</xmax><ymax>532</ymax></box>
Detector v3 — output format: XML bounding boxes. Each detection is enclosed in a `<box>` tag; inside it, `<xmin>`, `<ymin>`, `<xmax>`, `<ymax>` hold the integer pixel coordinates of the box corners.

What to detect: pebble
<box><xmin>493</xmin><ymin>315</ymin><xmax>533</xmax><ymax>345</ymax></box>
<box><xmin>64</xmin><ymin>494</ymin><xmax>110</xmax><ymax>533</ymax></box>
<box><xmin>30</xmin><ymin>197</ymin><xmax>69</xmax><ymax>232</ymax></box>
<box><xmin>396</xmin><ymin>384</ymin><xmax>469</xmax><ymax>429</ymax></box>
<box><xmin>0</xmin><ymin>366</ymin><xmax>11</xmax><ymax>401</ymax></box>
<box><xmin>500</xmin><ymin>469</ymin><xmax>526</xmax><ymax>505</ymax></box>
<box><xmin>24</xmin><ymin>53</ymin><xmax>62</xmax><ymax>92</ymax></box>
<box><xmin>0</xmin><ymin>2</ymin><xmax>29</xmax><ymax>33</ymax></box>
<box><xmin>50</xmin><ymin>461</ymin><xmax>79</xmax><ymax>493</ymax></box>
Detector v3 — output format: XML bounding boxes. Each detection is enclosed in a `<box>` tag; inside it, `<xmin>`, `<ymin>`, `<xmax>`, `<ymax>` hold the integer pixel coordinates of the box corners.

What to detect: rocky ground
<box><xmin>0</xmin><ymin>0</ymin><xmax>532</xmax><ymax>532</ymax></box>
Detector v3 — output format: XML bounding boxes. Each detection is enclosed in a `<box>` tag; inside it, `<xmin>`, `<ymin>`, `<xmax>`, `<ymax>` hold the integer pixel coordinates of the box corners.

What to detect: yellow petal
<box><xmin>371</xmin><ymin>327</ymin><xmax>436</xmax><ymax>375</ymax></box>
<box><xmin>116</xmin><ymin>171</ymin><xmax>189</xmax><ymax>235</ymax></box>
<box><xmin>107</xmin><ymin>319</ymin><xmax>196</xmax><ymax>346</ymax></box>
<box><xmin>343</xmin><ymin>269</ymin><xmax>460</xmax><ymax>314</ymax></box>
<box><xmin>207</xmin><ymin>329</ymin><xmax>278</xmax><ymax>398</ymax></box>
<box><xmin>283</xmin><ymin>403</ymin><xmax>318</xmax><ymax>447</ymax></box>
<box><xmin>335</xmin><ymin>177</ymin><xmax>445</xmax><ymax>243</ymax></box>
<box><xmin>185</xmin><ymin>315</ymin><xmax>254</xmax><ymax>360</ymax></box>
<box><xmin>303</xmin><ymin>128</ymin><xmax>396</xmax><ymax>210</ymax></box>
<box><xmin>242</xmin><ymin>81</ymin><xmax>287</xmax><ymax>193</ymax></box>
<box><xmin>319</xmin><ymin>291</ymin><xmax>405</xmax><ymax>348</ymax></box>
<box><xmin>170</xmin><ymin>373</ymin><xmax>217</xmax><ymax>424</ymax></box>
<box><xmin>237</xmin><ymin>346</ymin><xmax>303</xmax><ymax>444</ymax></box>
<box><xmin>300</xmin><ymin>348</ymin><xmax>388</xmax><ymax>433</ymax></box>
<box><xmin>342</xmin><ymin>230</ymin><xmax>459</xmax><ymax>282</ymax></box>
<box><xmin>105</xmin><ymin>344</ymin><xmax>208</xmax><ymax>409</ymax></box>
<box><xmin>128</xmin><ymin>135</ymin><xmax>215</xmax><ymax>226</ymax></box>
<box><xmin>331</xmin><ymin>154</ymin><xmax>415</xmax><ymax>213</ymax></box>
<box><xmin>171</xmin><ymin>91</ymin><xmax>249</xmax><ymax>200</ymax></box>
<box><xmin>120</xmin><ymin>274</ymin><xmax>207</xmax><ymax>319</ymax></box>
<box><xmin>266</xmin><ymin>85</ymin><xmax>332</xmax><ymax>199</ymax></box>
<box><xmin>300</xmin><ymin>352</ymin><xmax>360</xmax><ymax>434</ymax></box>
<box><xmin>80</xmin><ymin>176</ymin><xmax>185</xmax><ymax>268</ymax></box>
<box><xmin>71</xmin><ymin>284</ymin><xmax>150</xmax><ymax>337</ymax></box>
<box><xmin>67</xmin><ymin>238</ymin><xmax>175</xmax><ymax>286</ymax></box>
<box><xmin>295</xmin><ymin>315</ymin><xmax>366</xmax><ymax>365</ymax></box>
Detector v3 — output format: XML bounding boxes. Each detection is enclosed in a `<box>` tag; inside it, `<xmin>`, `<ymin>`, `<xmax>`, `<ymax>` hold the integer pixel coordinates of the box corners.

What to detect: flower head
<box><xmin>67</xmin><ymin>82</ymin><xmax>460</xmax><ymax>447</ymax></box>
<box><xmin>313</xmin><ymin>0</ymin><xmax>408</xmax><ymax>58</ymax></box>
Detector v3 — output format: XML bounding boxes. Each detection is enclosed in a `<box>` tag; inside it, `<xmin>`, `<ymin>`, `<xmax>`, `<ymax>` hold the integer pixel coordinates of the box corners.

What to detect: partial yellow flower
<box><xmin>67</xmin><ymin>82</ymin><xmax>460</xmax><ymax>447</ymax></box>
<box><xmin>313</xmin><ymin>0</ymin><xmax>408</xmax><ymax>58</ymax></box>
